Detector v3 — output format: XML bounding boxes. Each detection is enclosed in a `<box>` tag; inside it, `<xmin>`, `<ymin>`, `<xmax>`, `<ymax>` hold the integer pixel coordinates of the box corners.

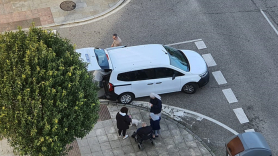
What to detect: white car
<box><xmin>76</xmin><ymin>44</ymin><xmax>209</xmax><ymax>104</ymax></box>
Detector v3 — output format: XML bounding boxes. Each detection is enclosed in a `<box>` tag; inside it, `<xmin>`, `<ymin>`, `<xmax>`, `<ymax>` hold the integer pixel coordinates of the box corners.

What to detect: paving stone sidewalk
<box><xmin>0</xmin><ymin>104</ymin><xmax>213</xmax><ymax>156</ymax></box>
<box><xmin>77</xmin><ymin>104</ymin><xmax>212</xmax><ymax>156</ymax></box>
<box><xmin>0</xmin><ymin>0</ymin><xmax>124</xmax><ymax>32</ymax></box>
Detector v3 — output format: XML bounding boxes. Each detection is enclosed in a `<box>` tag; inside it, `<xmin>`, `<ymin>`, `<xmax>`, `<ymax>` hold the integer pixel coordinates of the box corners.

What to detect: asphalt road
<box><xmin>55</xmin><ymin>0</ymin><xmax>278</xmax><ymax>155</ymax></box>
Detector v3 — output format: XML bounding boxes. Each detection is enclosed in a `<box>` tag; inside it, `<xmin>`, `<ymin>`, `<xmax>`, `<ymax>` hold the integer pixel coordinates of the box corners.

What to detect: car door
<box><xmin>76</xmin><ymin>48</ymin><xmax>113</xmax><ymax>71</ymax></box>
<box><xmin>129</xmin><ymin>69</ymin><xmax>156</xmax><ymax>97</ymax></box>
<box><xmin>154</xmin><ymin>67</ymin><xmax>184</xmax><ymax>94</ymax></box>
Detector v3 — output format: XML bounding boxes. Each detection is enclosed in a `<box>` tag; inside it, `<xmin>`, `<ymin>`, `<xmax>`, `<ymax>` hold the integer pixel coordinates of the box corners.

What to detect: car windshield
<box><xmin>94</xmin><ymin>49</ymin><xmax>109</xmax><ymax>69</ymax></box>
<box><xmin>163</xmin><ymin>46</ymin><xmax>189</xmax><ymax>72</ymax></box>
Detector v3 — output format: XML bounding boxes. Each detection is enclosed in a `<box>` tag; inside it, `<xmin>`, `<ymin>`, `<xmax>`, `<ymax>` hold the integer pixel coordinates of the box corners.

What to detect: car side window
<box><xmin>117</xmin><ymin>68</ymin><xmax>155</xmax><ymax>81</ymax></box>
<box><xmin>134</xmin><ymin>70</ymin><xmax>148</xmax><ymax>80</ymax></box>
<box><xmin>144</xmin><ymin>68</ymin><xmax>156</xmax><ymax>79</ymax></box>
<box><xmin>134</xmin><ymin>69</ymin><xmax>155</xmax><ymax>80</ymax></box>
<box><xmin>174</xmin><ymin>70</ymin><xmax>184</xmax><ymax>76</ymax></box>
<box><xmin>155</xmin><ymin>68</ymin><xmax>184</xmax><ymax>78</ymax></box>
<box><xmin>117</xmin><ymin>71</ymin><xmax>136</xmax><ymax>81</ymax></box>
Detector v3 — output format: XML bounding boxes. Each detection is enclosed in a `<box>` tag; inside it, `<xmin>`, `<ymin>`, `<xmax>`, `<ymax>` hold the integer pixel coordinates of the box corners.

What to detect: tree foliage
<box><xmin>0</xmin><ymin>26</ymin><xmax>99</xmax><ymax>156</ymax></box>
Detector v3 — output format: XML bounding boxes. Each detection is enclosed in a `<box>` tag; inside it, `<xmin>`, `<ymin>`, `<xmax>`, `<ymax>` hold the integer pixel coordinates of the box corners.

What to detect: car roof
<box><xmin>107</xmin><ymin>44</ymin><xmax>170</xmax><ymax>71</ymax></box>
<box><xmin>239</xmin><ymin>132</ymin><xmax>271</xmax><ymax>150</ymax></box>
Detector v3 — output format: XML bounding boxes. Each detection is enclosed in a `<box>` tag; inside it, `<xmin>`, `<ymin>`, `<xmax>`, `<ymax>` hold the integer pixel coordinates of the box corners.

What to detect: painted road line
<box><xmin>169</xmin><ymin>105</ymin><xmax>239</xmax><ymax>135</ymax></box>
<box><xmin>233</xmin><ymin>108</ymin><xmax>249</xmax><ymax>124</ymax></box>
<box><xmin>195</xmin><ymin>40</ymin><xmax>207</xmax><ymax>49</ymax></box>
<box><xmin>260</xmin><ymin>9</ymin><xmax>278</xmax><ymax>36</ymax></box>
<box><xmin>222</xmin><ymin>88</ymin><xmax>238</xmax><ymax>103</ymax></box>
<box><xmin>165</xmin><ymin>39</ymin><xmax>202</xmax><ymax>46</ymax></box>
<box><xmin>245</xmin><ymin>129</ymin><xmax>255</xmax><ymax>132</ymax></box>
<box><xmin>212</xmin><ymin>71</ymin><xmax>227</xmax><ymax>85</ymax></box>
<box><xmin>202</xmin><ymin>53</ymin><xmax>217</xmax><ymax>67</ymax></box>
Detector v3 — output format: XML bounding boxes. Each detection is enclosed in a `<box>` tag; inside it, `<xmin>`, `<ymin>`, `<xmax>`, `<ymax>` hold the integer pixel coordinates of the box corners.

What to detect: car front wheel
<box><xmin>118</xmin><ymin>93</ymin><xmax>134</xmax><ymax>104</ymax></box>
<box><xmin>182</xmin><ymin>83</ymin><xmax>198</xmax><ymax>94</ymax></box>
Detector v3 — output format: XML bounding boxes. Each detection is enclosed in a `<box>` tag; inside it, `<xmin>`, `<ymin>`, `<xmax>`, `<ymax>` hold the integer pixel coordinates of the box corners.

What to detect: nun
<box><xmin>150</xmin><ymin>113</ymin><xmax>161</xmax><ymax>138</ymax></box>
<box><xmin>149</xmin><ymin>93</ymin><xmax>162</xmax><ymax>116</ymax></box>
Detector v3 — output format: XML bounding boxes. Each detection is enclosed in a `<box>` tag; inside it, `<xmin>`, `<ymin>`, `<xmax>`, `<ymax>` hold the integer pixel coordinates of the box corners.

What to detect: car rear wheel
<box><xmin>118</xmin><ymin>93</ymin><xmax>134</xmax><ymax>104</ymax></box>
<box><xmin>182</xmin><ymin>83</ymin><xmax>198</xmax><ymax>94</ymax></box>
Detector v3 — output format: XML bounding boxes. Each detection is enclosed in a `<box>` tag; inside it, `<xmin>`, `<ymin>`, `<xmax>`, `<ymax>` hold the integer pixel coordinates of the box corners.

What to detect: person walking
<box><xmin>150</xmin><ymin>93</ymin><xmax>162</xmax><ymax>116</ymax></box>
<box><xmin>111</xmin><ymin>34</ymin><xmax>122</xmax><ymax>47</ymax></box>
<box><xmin>116</xmin><ymin>107</ymin><xmax>131</xmax><ymax>139</ymax></box>
<box><xmin>150</xmin><ymin>113</ymin><xmax>161</xmax><ymax>138</ymax></box>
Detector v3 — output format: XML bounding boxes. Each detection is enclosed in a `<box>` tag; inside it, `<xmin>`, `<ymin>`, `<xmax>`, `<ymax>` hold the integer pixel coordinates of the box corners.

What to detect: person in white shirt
<box><xmin>111</xmin><ymin>34</ymin><xmax>122</xmax><ymax>47</ymax></box>
<box><xmin>93</xmin><ymin>69</ymin><xmax>110</xmax><ymax>88</ymax></box>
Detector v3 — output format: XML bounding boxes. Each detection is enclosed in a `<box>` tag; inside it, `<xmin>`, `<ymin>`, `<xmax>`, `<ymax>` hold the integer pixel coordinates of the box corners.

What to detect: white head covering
<box><xmin>150</xmin><ymin>93</ymin><xmax>161</xmax><ymax>100</ymax></box>
<box><xmin>150</xmin><ymin>113</ymin><xmax>160</xmax><ymax>121</ymax></box>
<box><xmin>119</xmin><ymin>112</ymin><xmax>126</xmax><ymax>116</ymax></box>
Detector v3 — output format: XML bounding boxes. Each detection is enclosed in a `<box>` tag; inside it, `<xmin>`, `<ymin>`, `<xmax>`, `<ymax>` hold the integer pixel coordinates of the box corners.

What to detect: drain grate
<box><xmin>98</xmin><ymin>105</ymin><xmax>111</xmax><ymax>121</ymax></box>
<box><xmin>60</xmin><ymin>1</ymin><xmax>76</xmax><ymax>11</ymax></box>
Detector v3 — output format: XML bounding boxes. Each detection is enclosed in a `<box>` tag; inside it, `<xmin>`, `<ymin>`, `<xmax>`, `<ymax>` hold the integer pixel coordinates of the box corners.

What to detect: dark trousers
<box><xmin>118</xmin><ymin>129</ymin><xmax>127</xmax><ymax>136</ymax></box>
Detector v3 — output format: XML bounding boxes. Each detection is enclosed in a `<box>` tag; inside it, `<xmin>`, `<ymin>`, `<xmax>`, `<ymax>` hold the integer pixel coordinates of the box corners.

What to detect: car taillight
<box><xmin>106</xmin><ymin>54</ymin><xmax>109</xmax><ymax>60</ymax></box>
<box><xmin>108</xmin><ymin>83</ymin><xmax>114</xmax><ymax>92</ymax></box>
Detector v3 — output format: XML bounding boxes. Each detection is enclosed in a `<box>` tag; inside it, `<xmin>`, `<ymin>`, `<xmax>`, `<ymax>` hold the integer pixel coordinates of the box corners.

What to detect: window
<box><xmin>117</xmin><ymin>71</ymin><xmax>136</xmax><ymax>81</ymax></box>
<box><xmin>143</xmin><ymin>68</ymin><xmax>155</xmax><ymax>80</ymax></box>
<box><xmin>155</xmin><ymin>68</ymin><xmax>184</xmax><ymax>79</ymax></box>
<box><xmin>94</xmin><ymin>49</ymin><xmax>109</xmax><ymax>69</ymax></box>
<box><xmin>163</xmin><ymin>46</ymin><xmax>190</xmax><ymax>72</ymax></box>
<box><xmin>117</xmin><ymin>69</ymin><xmax>155</xmax><ymax>81</ymax></box>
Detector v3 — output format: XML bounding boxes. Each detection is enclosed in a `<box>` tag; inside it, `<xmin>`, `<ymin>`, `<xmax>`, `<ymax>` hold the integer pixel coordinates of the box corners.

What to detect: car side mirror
<box><xmin>172</xmin><ymin>73</ymin><xmax>176</xmax><ymax>80</ymax></box>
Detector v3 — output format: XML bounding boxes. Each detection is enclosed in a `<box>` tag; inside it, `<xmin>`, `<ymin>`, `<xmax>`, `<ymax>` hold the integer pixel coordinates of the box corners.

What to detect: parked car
<box><xmin>225</xmin><ymin>132</ymin><xmax>272</xmax><ymax>156</ymax></box>
<box><xmin>76</xmin><ymin>44</ymin><xmax>209</xmax><ymax>104</ymax></box>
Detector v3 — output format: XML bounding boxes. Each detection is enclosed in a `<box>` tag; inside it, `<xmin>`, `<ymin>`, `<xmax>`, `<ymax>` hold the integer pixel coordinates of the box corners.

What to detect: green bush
<box><xmin>0</xmin><ymin>26</ymin><xmax>99</xmax><ymax>156</ymax></box>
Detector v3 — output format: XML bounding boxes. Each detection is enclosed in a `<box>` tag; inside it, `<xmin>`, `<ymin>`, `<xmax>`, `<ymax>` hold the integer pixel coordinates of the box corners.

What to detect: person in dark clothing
<box><xmin>150</xmin><ymin>93</ymin><xmax>162</xmax><ymax>116</ymax></box>
<box><xmin>116</xmin><ymin>107</ymin><xmax>131</xmax><ymax>139</ymax></box>
<box><xmin>150</xmin><ymin>113</ymin><xmax>161</xmax><ymax>137</ymax></box>
<box><xmin>131</xmin><ymin>122</ymin><xmax>153</xmax><ymax>139</ymax></box>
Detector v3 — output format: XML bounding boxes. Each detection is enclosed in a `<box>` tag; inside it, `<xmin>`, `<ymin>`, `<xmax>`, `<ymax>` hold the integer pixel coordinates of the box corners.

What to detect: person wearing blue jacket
<box><xmin>150</xmin><ymin>113</ymin><xmax>161</xmax><ymax>138</ymax></box>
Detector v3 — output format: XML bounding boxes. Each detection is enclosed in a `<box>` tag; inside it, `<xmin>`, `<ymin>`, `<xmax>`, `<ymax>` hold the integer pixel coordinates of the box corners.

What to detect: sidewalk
<box><xmin>75</xmin><ymin>103</ymin><xmax>213</xmax><ymax>156</ymax></box>
<box><xmin>0</xmin><ymin>0</ymin><xmax>124</xmax><ymax>32</ymax></box>
<box><xmin>0</xmin><ymin>102</ymin><xmax>214</xmax><ymax>156</ymax></box>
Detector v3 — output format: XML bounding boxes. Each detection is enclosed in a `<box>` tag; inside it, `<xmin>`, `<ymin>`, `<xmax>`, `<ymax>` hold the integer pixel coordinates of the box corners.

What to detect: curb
<box><xmin>43</xmin><ymin>0</ymin><xmax>125</xmax><ymax>28</ymax></box>
<box><xmin>1</xmin><ymin>0</ymin><xmax>126</xmax><ymax>33</ymax></box>
<box><xmin>99</xmin><ymin>99</ymin><xmax>215</xmax><ymax>156</ymax></box>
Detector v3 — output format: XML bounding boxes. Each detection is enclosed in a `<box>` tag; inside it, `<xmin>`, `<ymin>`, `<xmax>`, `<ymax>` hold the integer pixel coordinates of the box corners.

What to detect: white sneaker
<box><xmin>123</xmin><ymin>135</ymin><xmax>129</xmax><ymax>139</ymax></box>
<box><xmin>118</xmin><ymin>134</ymin><xmax>121</xmax><ymax>137</ymax></box>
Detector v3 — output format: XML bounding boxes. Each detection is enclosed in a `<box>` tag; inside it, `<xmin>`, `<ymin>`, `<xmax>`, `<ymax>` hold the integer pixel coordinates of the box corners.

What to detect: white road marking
<box><xmin>165</xmin><ymin>105</ymin><xmax>239</xmax><ymax>135</ymax></box>
<box><xmin>212</xmin><ymin>71</ymin><xmax>227</xmax><ymax>85</ymax></box>
<box><xmin>245</xmin><ymin>129</ymin><xmax>255</xmax><ymax>132</ymax></box>
<box><xmin>202</xmin><ymin>53</ymin><xmax>217</xmax><ymax>67</ymax></box>
<box><xmin>195</xmin><ymin>40</ymin><xmax>207</xmax><ymax>49</ymax></box>
<box><xmin>233</xmin><ymin>108</ymin><xmax>249</xmax><ymax>124</ymax></box>
<box><xmin>222</xmin><ymin>88</ymin><xmax>238</xmax><ymax>103</ymax></box>
<box><xmin>165</xmin><ymin>39</ymin><xmax>202</xmax><ymax>46</ymax></box>
<box><xmin>260</xmin><ymin>9</ymin><xmax>278</xmax><ymax>36</ymax></box>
